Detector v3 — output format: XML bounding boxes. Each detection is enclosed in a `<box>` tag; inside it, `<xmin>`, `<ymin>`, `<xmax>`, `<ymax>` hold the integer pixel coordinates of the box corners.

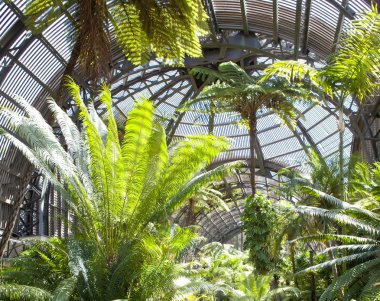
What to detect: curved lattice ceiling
<box><xmin>0</xmin><ymin>0</ymin><xmax>380</xmax><ymax>245</ymax></box>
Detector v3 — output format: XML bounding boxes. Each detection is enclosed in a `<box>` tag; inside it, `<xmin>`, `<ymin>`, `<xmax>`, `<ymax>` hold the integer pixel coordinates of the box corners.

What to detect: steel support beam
<box><xmin>240</xmin><ymin>0</ymin><xmax>249</xmax><ymax>36</ymax></box>
<box><xmin>301</xmin><ymin>0</ymin><xmax>312</xmax><ymax>55</ymax></box>
<box><xmin>294</xmin><ymin>0</ymin><xmax>303</xmax><ymax>60</ymax></box>
<box><xmin>324</xmin><ymin>0</ymin><xmax>355</xmax><ymax>20</ymax></box>
<box><xmin>332</xmin><ymin>0</ymin><xmax>349</xmax><ymax>53</ymax></box>
<box><xmin>273</xmin><ymin>0</ymin><xmax>279</xmax><ymax>44</ymax></box>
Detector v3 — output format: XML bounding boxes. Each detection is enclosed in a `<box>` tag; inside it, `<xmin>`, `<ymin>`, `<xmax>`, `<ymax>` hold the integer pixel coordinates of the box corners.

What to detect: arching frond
<box><xmin>0</xmin><ymin>284</ymin><xmax>52</xmax><ymax>301</ymax></box>
<box><xmin>51</xmin><ymin>276</ymin><xmax>77</xmax><ymax>301</ymax></box>
<box><xmin>318</xmin><ymin>258</ymin><xmax>380</xmax><ymax>301</ymax></box>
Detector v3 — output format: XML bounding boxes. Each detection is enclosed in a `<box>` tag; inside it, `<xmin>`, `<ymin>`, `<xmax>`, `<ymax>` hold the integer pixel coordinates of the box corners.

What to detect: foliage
<box><xmin>176</xmin><ymin>242</ymin><xmax>300</xmax><ymax>301</ymax></box>
<box><xmin>186</xmin><ymin>61</ymin><xmax>315</xmax><ymax>195</ymax></box>
<box><xmin>236</xmin><ymin>273</ymin><xmax>300</xmax><ymax>301</ymax></box>
<box><xmin>242</xmin><ymin>194</ymin><xmax>278</xmax><ymax>275</ymax></box>
<box><xmin>0</xmin><ymin>79</ymin><xmax>239</xmax><ymax>300</ymax></box>
<box><xmin>177</xmin><ymin>242</ymin><xmax>251</xmax><ymax>300</ymax></box>
<box><xmin>289</xmin><ymin>162</ymin><xmax>380</xmax><ymax>300</ymax></box>
<box><xmin>264</xmin><ymin>3</ymin><xmax>380</xmax><ymax>103</ymax></box>
<box><xmin>20</xmin><ymin>0</ymin><xmax>207</xmax><ymax>82</ymax></box>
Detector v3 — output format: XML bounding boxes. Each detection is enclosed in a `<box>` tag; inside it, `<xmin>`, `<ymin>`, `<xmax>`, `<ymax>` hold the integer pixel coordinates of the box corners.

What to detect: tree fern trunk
<box><xmin>310</xmin><ymin>249</ymin><xmax>316</xmax><ymax>301</ymax></box>
<box><xmin>338</xmin><ymin>106</ymin><xmax>348</xmax><ymax>275</ymax></box>
<box><xmin>290</xmin><ymin>243</ymin><xmax>299</xmax><ymax>288</ymax></box>
<box><xmin>185</xmin><ymin>198</ymin><xmax>195</xmax><ymax>226</ymax></box>
<box><xmin>248</xmin><ymin>113</ymin><xmax>257</xmax><ymax>196</ymax></box>
<box><xmin>57</xmin><ymin>37</ymin><xmax>82</xmax><ymax>106</ymax></box>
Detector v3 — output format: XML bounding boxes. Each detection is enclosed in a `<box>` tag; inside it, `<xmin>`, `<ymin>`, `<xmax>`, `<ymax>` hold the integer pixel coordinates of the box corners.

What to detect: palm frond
<box><xmin>0</xmin><ymin>284</ymin><xmax>52</xmax><ymax>301</ymax></box>
<box><xmin>51</xmin><ymin>276</ymin><xmax>77</xmax><ymax>301</ymax></box>
<box><xmin>319</xmin><ymin>258</ymin><xmax>380</xmax><ymax>301</ymax></box>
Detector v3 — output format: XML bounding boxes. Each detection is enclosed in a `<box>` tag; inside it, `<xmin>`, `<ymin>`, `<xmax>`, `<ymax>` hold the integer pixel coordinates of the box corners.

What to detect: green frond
<box><xmin>24</xmin><ymin>0</ymin><xmax>73</xmax><ymax>34</ymax></box>
<box><xmin>321</xmin><ymin>5</ymin><xmax>380</xmax><ymax>102</ymax></box>
<box><xmin>295</xmin><ymin>206</ymin><xmax>380</xmax><ymax>234</ymax></box>
<box><xmin>121</xmin><ymin>99</ymin><xmax>154</xmax><ymax>218</ymax></box>
<box><xmin>321</xmin><ymin>244</ymin><xmax>378</xmax><ymax>255</ymax></box>
<box><xmin>0</xmin><ymin>284</ymin><xmax>52</xmax><ymax>301</ymax></box>
<box><xmin>298</xmin><ymin>251</ymin><xmax>378</xmax><ymax>274</ymax></box>
<box><xmin>357</xmin><ymin>269</ymin><xmax>380</xmax><ymax>301</ymax></box>
<box><xmin>51</xmin><ymin>276</ymin><xmax>77</xmax><ymax>301</ymax></box>
<box><xmin>46</xmin><ymin>98</ymin><xmax>81</xmax><ymax>160</ymax></box>
<box><xmin>161</xmin><ymin>158</ymin><xmax>239</xmax><ymax>217</ymax></box>
<box><xmin>319</xmin><ymin>258</ymin><xmax>380</xmax><ymax>301</ymax></box>
<box><xmin>292</xmin><ymin>234</ymin><xmax>379</xmax><ymax>245</ymax></box>
<box><xmin>261</xmin><ymin>60</ymin><xmax>331</xmax><ymax>96</ymax></box>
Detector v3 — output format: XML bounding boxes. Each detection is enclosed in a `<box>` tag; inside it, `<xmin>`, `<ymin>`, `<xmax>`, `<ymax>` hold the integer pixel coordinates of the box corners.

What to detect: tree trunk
<box><xmin>185</xmin><ymin>198</ymin><xmax>196</xmax><ymax>226</ymax></box>
<box><xmin>248</xmin><ymin>113</ymin><xmax>257</xmax><ymax>196</ymax></box>
<box><xmin>310</xmin><ymin>249</ymin><xmax>316</xmax><ymax>301</ymax></box>
<box><xmin>57</xmin><ymin>36</ymin><xmax>82</xmax><ymax>106</ymax></box>
<box><xmin>290</xmin><ymin>243</ymin><xmax>299</xmax><ymax>288</ymax></box>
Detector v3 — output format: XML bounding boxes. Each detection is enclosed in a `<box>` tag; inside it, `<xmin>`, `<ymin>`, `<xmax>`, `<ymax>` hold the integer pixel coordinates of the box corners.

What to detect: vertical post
<box><xmin>39</xmin><ymin>178</ymin><xmax>50</xmax><ymax>236</ymax></box>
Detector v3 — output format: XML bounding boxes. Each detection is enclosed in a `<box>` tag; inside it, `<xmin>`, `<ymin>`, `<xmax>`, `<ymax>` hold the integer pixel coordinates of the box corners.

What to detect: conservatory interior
<box><xmin>0</xmin><ymin>0</ymin><xmax>380</xmax><ymax>300</ymax></box>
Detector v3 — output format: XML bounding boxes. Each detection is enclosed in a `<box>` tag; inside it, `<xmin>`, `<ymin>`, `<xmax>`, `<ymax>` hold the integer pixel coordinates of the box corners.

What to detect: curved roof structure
<box><xmin>1</xmin><ymin>0</ymin><xmax>380</xmax><ymax>250</ymax></box>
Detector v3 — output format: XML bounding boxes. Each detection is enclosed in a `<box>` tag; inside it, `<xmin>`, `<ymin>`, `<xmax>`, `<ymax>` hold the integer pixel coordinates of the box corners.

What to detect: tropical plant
<box><xmin>236</xmin><ymin>273</ymin><xmax>300</xmax><ymax>301</ymax></box>
<box><xmin>184</xmin><ymin>183</ymin><xmax>230</xmax><ymax>226</ymax></box>
<box><xmin>0</xmin><ymin>79</ymin><xmax>239</xmax><ymax>300</ymax></box>
<box><xmin>264</xmin><ymin>4</ymin><xmax>380</xmax><ymax>201</ymax></box>
<box><xmin>288</xmin><ymin>162</ymin><xmax>380</xmax><ymax>300</ymax></box>
<box><xmin>188</xmin><ymin>61</ymin><xmax>315</xmax><ymax>195</ymax></box>
<box><xmin>17</xmin><ymin>0</ymin><xmax>207</xmax><ymax>89</ymax></box>
<box><xmin>242</xmin><ymin>193</ymin><xmax>278</xmax><ymax>275</ymax></box>
<box><xmin>176</xmin><ymin>242</ymin><xmax>300</xmax><ymax>301</ymax></box>
<box><xmin>176</xmin><ymin>242</ymin><xmax>252</xmax><ymax>300</ymax></box>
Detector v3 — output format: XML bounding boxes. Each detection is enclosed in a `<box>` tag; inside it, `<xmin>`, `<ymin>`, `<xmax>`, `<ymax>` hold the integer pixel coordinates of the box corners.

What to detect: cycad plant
<box><xmin>0</xmin><ymin>79</ymin><xmax>238</xmax><ymax>300</ymax></box>
<box><xmin>286</xmin><ymin>162</ymin><xmax>380</xmax><ymax>300</ymax></box>
<box><xmin>20</xmin><ymin>0</ymin><xmax>207</xmax><ymax>88</ymax></box>
<box><xmin>188</xmin><ymin>61</ymin><xmax>315</xmax><ymax>195</ymax></box>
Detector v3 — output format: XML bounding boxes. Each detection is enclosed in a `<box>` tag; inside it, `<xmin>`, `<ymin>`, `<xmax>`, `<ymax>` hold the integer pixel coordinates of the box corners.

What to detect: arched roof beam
<box><xmin>273</xmin><ymin>0</ymin><xmax>279</xmax><ymax>45</ymax></box>
<box><xmin>294</xmin><ymin>0</ymin><xmax>303</xmax><ymax>60</ymax></box>
<box><xmin>332</xmin><ymin>0</ymin><xmax>349</xmax><ymax>53</ymax></box>
<box><xmin>240</xmin><ymin>0</ymin><xmax>249</xmax><ymax>36</ymax></box>
<box><xmin>301</xmin><ymin>0</ymin><xmax>312</xmax><ymax>56</ymax></box>
<box><xmin>325</xmin><ymin>0</ymin><xmax>355</xmax><ymax>19</ymax></box>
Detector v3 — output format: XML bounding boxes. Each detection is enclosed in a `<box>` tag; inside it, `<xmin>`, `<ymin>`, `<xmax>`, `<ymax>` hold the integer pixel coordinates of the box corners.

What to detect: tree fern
<box><xmin>22</xmin><ymin>0</ymin><xmax>208</xmax><ymax>84</ymax></box>
<box><xmin>187</xmin><ymin>61</ymin><xmax>315</xmax><ymax>196</ymax></box>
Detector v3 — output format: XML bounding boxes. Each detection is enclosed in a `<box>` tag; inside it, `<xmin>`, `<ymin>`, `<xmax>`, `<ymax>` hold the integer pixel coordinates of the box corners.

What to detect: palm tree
<box><xmin>0</xmin><ymin>79</ymin><xmax>239</xmax><ymax>300</ymax></box>
<box><xmin>188</xmin><ymin>61</ymin><xmax>314</xmax><ymax>196</ymax></box>
<box><xmin>22</xmin><ymin>0</ymin><xmax>207</xmax><ymax>93</ymax></box>
<box><xmin>264</xmin><ymin>4</ymin><xmax>380</xmax><ymax>202</ymax></box>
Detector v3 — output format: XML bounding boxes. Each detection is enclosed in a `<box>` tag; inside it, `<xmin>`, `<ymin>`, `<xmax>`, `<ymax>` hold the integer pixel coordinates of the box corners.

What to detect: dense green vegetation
<box><xmin>0</xmin><ymin>80</ymin><xmax>237</xmax><ymax>300</ymax></box>
<box><xmin>1</xmin><ymin>3</ymin><xmax>380</xmax><ymax>301</ymax></box>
